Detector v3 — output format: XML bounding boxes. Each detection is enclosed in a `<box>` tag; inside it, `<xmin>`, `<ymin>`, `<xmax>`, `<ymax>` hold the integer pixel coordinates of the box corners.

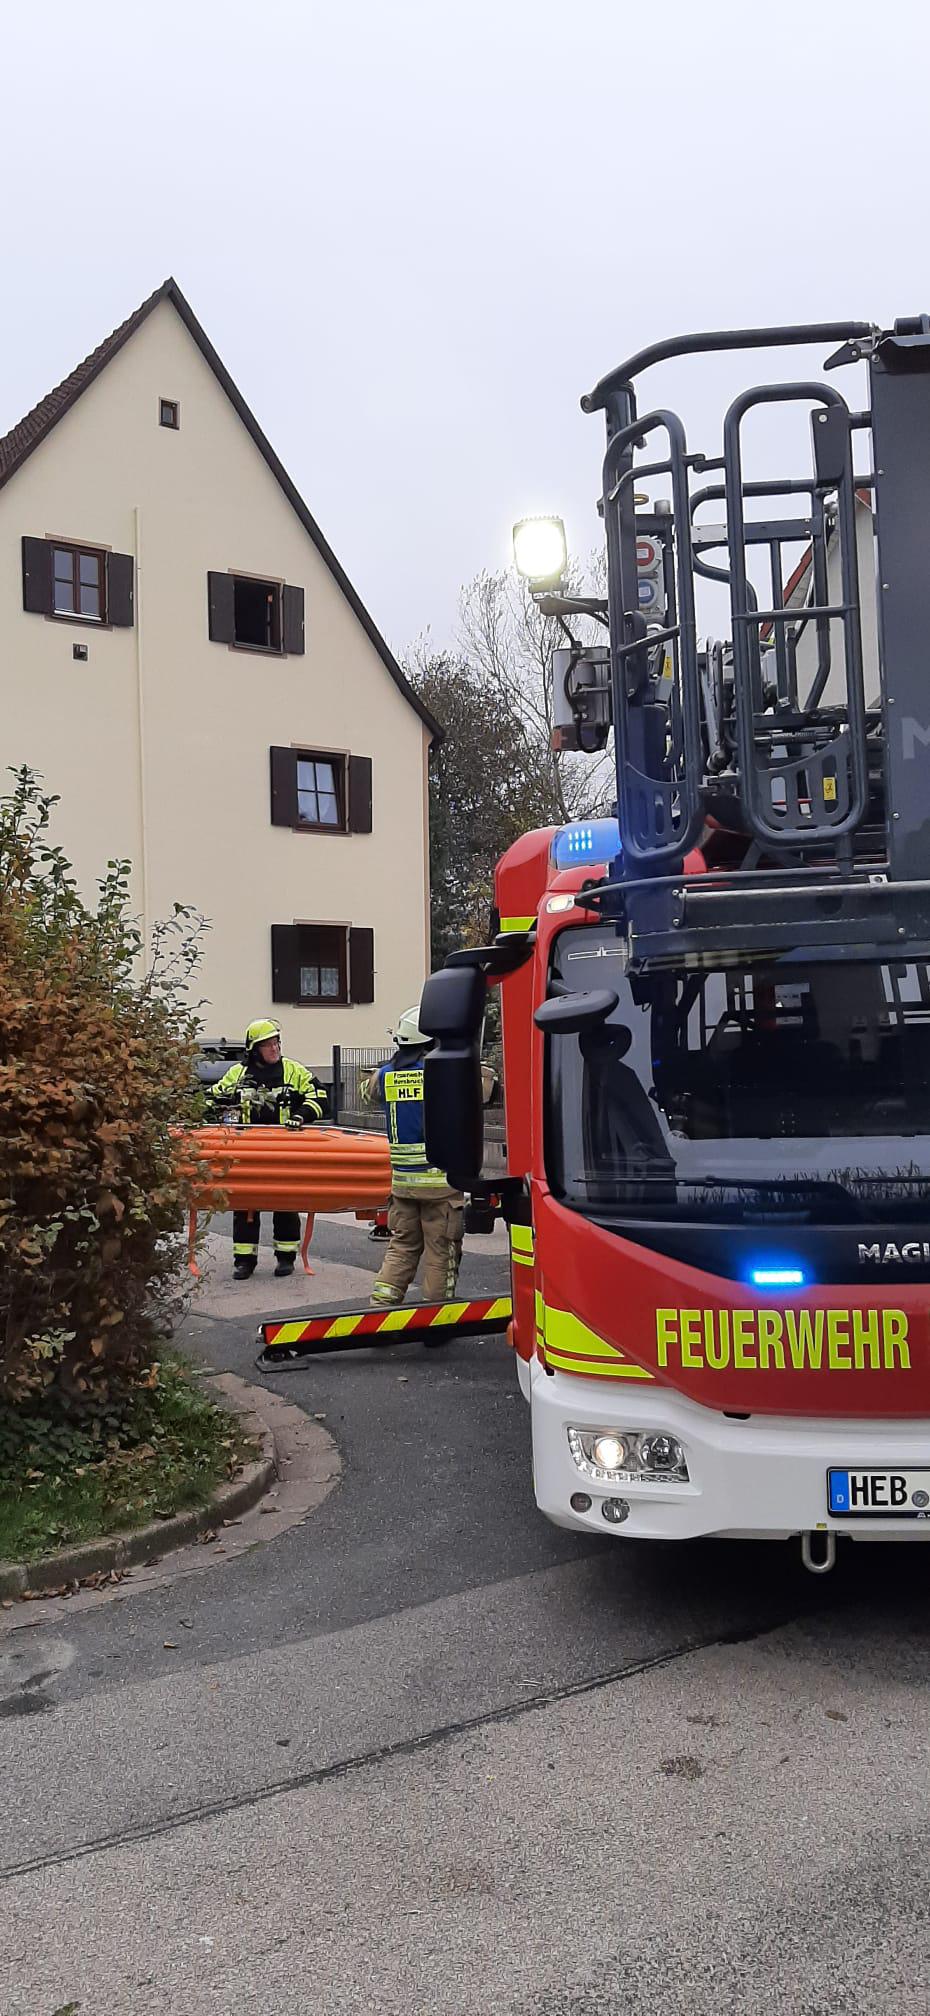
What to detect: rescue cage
<box><xmin>565</xmin><ymin>315</ymin><xmax>930</xmax><ymax>966</ymax></box>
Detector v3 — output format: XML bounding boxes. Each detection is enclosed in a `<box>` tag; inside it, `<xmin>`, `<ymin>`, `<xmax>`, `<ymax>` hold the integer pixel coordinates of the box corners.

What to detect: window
<box><xmin>270</xmin><ymin>748</ymin><xmax>372</xmax><ymax>833</ymax></box>
<box><xmin>297</xmin><ymin>756</ymin><xmax>341</xmax><ymax>828</ymax></box>
<box><xmin>207</xmin><ymin>572</ymin><xmax>305</xmax><ymax>655</ymax></box>
<box><xmin>300</xmin><ymin>932</ymin><xmax>345</xmax><ymax>999</ymax></box>
<box><xmin>234</xmin><ymin>576</ymin><xmax>281</xmax><ymax>651</ymax></box>
<box><xmin>546</xmin><ymin>925</ymin><xmax>930</xmax><ymax>1223</ymax></box>
<box><xmin>272</xmin><ymin>924</ymin><xmax>375</xmax><ymax>1006</ymax></box>
<box><xmin>21</xmin><ymin>537</ymin><xmax>135</xmax><ymax>628</ymax></box>
<box><xmin>52</xmin><ymin>544</ymin><xmax>105</xmax><ymax>621</ymax></box>
<box><xmin>159</xmin><ymin>398</ymin><xmax>180</xmax><ymax>429</ymax></box>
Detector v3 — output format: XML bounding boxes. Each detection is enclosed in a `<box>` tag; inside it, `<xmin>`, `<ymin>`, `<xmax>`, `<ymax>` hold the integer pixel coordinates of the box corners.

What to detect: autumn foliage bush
<box><xmin>0</xmin><ymin>768</ymin><xmax>215</xmax><ymax>1410</ymax></box>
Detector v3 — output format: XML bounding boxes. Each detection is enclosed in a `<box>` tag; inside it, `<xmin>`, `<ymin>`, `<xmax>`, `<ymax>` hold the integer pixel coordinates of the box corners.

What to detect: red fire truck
<box><xmin>422</xmin><ymin>316</ymin><xmax>930</xmax><ymax>1571</ymax></box>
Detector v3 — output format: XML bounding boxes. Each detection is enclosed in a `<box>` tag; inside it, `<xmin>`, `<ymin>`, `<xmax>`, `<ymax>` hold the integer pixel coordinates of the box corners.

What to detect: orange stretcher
<box><xmin>174</xmin><ymin>1123</ymin><xmax>392</xmax><ymax>1274</ymax></box>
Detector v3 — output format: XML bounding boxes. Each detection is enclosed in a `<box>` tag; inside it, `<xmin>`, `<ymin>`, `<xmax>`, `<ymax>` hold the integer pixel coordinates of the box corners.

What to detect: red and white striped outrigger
<box><xmin>256</xmin><ymin>1296</ymin><xmax>512</xmax><ymax>1371</ymax></box>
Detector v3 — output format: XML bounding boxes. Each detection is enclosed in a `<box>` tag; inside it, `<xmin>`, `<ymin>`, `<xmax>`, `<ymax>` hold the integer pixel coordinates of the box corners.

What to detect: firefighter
<box><xmin>208</xmin><ymin>1019</ymin><xmax>325</xmax><ymax>1280</ymax></box>
<box><xmin>362</xmin><ymin>1004</ymin><xmax>464</xmax><ymax>1308</ymax></box>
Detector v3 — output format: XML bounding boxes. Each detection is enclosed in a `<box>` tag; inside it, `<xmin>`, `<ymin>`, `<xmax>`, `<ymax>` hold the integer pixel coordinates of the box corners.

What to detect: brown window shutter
<box><xmin>207</xmin><ymin>571</ymin><xmax>236</xmax><ymax>643</ymax></box>
<box><xmin>270</xmin><ymin>747</ymin><xmax>297</xmax><ymax>826</ymax></box>
<box><xmin>271</xmin><ymin>924</ymin><xmax>301</xmax><ymax>1003</ymax></box>
<box><xmin>283</xmin><ymin>583</ymin><xmax>305</xmax><ymax>655</ymax></box>
<box><xmin>347</xmin><ymin>755</ymin><xmax>373</xmax><ymax>834</ymax></box>
<box><xmin>22</xmin><ymin>536</ymin><xmax>51</xmax><ymax>615</ymax></box>
<box><xmin>348</xmin><ymin>927</ymin><xmax>375</xmax><ymax>1005</ymax></box>
<box><xmin>107</xmin><ymin>551</ymin><xmax>134</xmax><ymax>627</ymax></box>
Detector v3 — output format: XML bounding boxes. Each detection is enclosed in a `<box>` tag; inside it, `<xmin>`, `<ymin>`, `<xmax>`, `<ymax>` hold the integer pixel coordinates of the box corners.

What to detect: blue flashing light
<box><xmin>750</xmin><ymin>1267</ymin><xmax>806</xmax><ymax>1288</ymax></box>
<box><xmin>552</xmin><ymin>817</ymin><xmax>622</xmax><ymax>870</ymax></box>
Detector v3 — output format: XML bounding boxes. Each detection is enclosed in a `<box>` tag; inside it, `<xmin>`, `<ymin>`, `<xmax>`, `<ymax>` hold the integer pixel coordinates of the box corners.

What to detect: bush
<box><xmin>0</xmin><ymin>1355</ymin><xmax>256</xmax><ymax>1563</ymax></box>
<box><xmin>0</xmin><ymin>767</ymin><xmax>217</xmax><ymax>1409</ymax></box>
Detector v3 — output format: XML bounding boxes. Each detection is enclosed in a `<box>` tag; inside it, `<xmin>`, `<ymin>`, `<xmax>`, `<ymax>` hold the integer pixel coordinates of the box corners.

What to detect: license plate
<box><xmin>828</xmin><ymin>1468</ymin><xmax>930</xmax><ymax>1518</ymax></box>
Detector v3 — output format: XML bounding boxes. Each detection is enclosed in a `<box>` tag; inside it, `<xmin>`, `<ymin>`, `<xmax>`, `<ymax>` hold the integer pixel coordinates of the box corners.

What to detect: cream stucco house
<box><xmin>0</xmin><ymin>278</ymin><xmax>438</xmax><ymax>1066</ymax></box>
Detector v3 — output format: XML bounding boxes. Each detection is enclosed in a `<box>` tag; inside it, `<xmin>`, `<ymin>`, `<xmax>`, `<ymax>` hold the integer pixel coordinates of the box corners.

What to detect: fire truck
<box><xmin>421</xmin><ymin>316</ymin><xmax>930</xmax><ymax>1571</ymax></box>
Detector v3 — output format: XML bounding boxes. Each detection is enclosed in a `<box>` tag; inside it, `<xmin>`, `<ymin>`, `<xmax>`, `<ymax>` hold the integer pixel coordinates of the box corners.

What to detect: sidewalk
<box><xmin>189</xmin><ymin>1213</ymin><xmax>510</xmax><ymax>1323</ymax></box>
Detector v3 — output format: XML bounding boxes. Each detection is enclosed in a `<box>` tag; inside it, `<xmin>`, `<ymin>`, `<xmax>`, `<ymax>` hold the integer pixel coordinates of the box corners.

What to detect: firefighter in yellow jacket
<box><xmin>361</xmin><ymin>1005</ymin><xmax>464</xmax><ymax>1307</ymax></box>
<box><xmin>208</xmin><ymin>1019</ymin><xmax>325</xmax><ymax>1280</ymax></box>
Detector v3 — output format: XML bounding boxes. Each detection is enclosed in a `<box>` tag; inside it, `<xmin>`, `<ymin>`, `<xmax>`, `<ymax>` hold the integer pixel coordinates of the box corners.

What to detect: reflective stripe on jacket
<box><xmin>207</xmin><ymin>1058</ymin><xmax>324</xmax><ymax>1124</ymax></box>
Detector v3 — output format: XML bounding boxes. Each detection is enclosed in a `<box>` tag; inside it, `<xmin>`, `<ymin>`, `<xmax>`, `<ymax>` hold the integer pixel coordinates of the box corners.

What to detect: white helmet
<box><xmin>393</xmin><ymin>1004</ymin><xmax>425</xmax><ymax>1047</ymax></box>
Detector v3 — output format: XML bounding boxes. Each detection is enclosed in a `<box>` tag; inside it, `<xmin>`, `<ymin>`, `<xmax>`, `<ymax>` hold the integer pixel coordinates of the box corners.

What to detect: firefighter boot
<box><xmin>233</xmin><ymin>1259</ymin><xmax>256</xmax><ymax>1282</ymax></box>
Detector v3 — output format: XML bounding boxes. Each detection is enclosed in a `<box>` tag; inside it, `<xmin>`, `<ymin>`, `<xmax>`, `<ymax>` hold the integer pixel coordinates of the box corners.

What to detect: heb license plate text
<box><xmin>828</xmin><ymin>1468</ymin><xmax>930</xmax><ymax>1518</ymax></box>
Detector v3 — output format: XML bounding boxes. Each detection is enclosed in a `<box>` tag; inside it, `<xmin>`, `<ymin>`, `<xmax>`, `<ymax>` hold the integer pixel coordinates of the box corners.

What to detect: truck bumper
<box><xmin>529</xmin><ymin>1359</ymin><xmax>930</xmax><ymax>1543</ymax></box>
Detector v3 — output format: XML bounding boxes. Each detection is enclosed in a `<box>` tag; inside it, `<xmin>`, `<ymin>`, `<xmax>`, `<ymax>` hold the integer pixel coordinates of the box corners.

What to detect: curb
<box><xmin>0</xmin><ymin>1378</ymin><xmax>277</xmax><ymax>1602</ymax></box>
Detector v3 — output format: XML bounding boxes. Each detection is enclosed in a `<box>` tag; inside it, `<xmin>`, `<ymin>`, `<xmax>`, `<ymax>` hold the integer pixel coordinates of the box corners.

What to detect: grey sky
<box><xmin>1</xmin><ymin>0</ymin><xmax>922</xmax><ymax>660</ymax></box>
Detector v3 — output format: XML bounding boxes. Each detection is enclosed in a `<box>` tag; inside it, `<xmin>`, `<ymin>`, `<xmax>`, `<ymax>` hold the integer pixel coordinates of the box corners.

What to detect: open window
<box><xmin>208</xmin><ymin>572</ymin><xmax>305</xmax><ymax>654</ymax></box>
<box><xmin>234</xmin><ymin>576</ymin><xmax>281</xmax><ymax>651</ymax></box>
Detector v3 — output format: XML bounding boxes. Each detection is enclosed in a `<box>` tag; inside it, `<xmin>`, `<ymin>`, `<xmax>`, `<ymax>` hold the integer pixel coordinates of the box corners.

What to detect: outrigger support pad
<box><xmin>256</xmin><ymin>1296</ymin><xmax>513</xmax><ymax>1371</ymax></box>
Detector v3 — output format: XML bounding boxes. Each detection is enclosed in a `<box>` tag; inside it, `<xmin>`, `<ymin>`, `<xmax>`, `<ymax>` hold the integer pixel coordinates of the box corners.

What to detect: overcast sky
<box><xmin>1</xmin><ymin>0</ymin><xmax>922</xmax><ymax>659</ymax></box>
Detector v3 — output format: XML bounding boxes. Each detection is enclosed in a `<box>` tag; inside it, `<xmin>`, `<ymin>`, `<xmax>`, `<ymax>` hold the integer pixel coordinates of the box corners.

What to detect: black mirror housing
<box><xmin>422</xmin><ymin>962</ymin><xmax>488</xmax><ymax>1189</ymax></box>
<box><xmin>533</xmin><ymin>987</ymin><xmax>620</xmax><ymax>1036</ymax></box>
<box><xmin>420</xmin><ymin>964</ymin><xmax>486</xmax><ymax>1041</ymax></box>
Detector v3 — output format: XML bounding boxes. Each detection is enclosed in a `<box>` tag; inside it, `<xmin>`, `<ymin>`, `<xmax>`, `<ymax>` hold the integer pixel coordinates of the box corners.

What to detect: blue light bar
<box><xmin>750</xmin><ymin>1267</ymin><xmax>806</xmax><ymax>1288</ymax></box>
<box><xmin>551</xmin><ymin>817</ymin><xmax>622</xmax><ymax>870</ymax></box>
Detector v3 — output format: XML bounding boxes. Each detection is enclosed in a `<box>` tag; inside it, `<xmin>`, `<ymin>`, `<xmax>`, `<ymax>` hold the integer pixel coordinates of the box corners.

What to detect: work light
<box><xmin>512</xmin><ymin>515</ymin><xmax>568</xmax><ymax>587</ymax></box>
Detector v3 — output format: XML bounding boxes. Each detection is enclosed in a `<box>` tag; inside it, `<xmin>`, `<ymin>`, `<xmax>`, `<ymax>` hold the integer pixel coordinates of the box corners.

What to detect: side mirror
<box><xmin>420</xmin><ymin>964</ymin><xmax>486</xmax><ymax>1040</ymax></box>
<box><xmin>421</xmin><ymin>964</ymin><xmax>487</xmax><ymax>1188</ymax></box>
<box><xmin>533</xmin><ymin>988</ymin><xmax>619</xmax><ymax>1036</ymax></box>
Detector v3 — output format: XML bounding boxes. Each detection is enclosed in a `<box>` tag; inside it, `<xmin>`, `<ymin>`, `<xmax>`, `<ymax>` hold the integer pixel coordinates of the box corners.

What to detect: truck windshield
<box><xmin>545</xmin><ymin>925</ymin><xmax>930</xmax><ymax>1222</ymax></box>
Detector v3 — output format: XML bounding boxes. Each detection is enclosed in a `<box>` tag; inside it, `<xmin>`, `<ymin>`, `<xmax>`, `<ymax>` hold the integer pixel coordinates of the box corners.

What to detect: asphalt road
<box><xmin>2</xmin><ymin>1217</ymin><xmax>930</xmax><ymax>2014</ymax></box>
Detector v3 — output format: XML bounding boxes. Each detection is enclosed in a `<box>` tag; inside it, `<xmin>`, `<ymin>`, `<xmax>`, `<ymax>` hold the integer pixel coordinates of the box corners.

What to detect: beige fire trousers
<box><xmin>370</xmin><ymin>1191</ymin><xmax>465</xmax><ymax>1305</ymax></box>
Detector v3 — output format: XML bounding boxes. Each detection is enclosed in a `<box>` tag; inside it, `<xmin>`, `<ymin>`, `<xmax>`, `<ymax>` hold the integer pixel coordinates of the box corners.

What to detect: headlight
<box><xmin>592</xmin><ymin>1434</ymin><xmax>627</xmax><ymax>1473</ymax></box>
<box><xmin>568</xmin><ymin>1426</ymin><xmax>689</xmax><ymax>1485</ymax></box>
<box><xmin>512</xmin><ymin>515</ymin><xmax>568</xmax><ymax>587</ymax></box>
<box><xmin>639</xmin><ymin>1433</ymin><xmax>686</xmax><ymax>1475</ymax></box>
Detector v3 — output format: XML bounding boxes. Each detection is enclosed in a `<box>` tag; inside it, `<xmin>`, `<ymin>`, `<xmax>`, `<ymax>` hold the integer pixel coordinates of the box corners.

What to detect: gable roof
<box><xmin>0</xmin><ymin>278</ymin><xmax>440</xmax><ymax>741</ymax></box>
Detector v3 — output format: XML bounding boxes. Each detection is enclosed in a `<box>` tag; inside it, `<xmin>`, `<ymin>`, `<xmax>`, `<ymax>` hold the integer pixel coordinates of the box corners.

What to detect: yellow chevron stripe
<box><xmin>500</xmin><ymin>915</ymin><xmax>536</xmax><ymax>933</ymax></box>
<box><xmin>544</xmin><ymin>1348</ymin><xmax>654</xmax><ymax>1380</ymax></box>
<box><xmin>324</xmin><ymin>1315</ymin><xmax>365</xmax><ymax>1340</ymax></box>
<box><xmin>510</xmin><ymin>1225</ymin><xmax>534</xmax><ymax>1255</ymax></box>
<box><xmin>377</xmin><ymin>1308</ymin><xmax>418</xmax><ymax>1332</ymax></box>
<box><xmin>268</xmin><ymin>1321</ymin><xmax>310</xmax><ymax>1346</ymax></box>
<box><xmin>487</xmin><ymin>1298</ymin><xmax>513</xmax><ymax>1321</ymax></box>
<box><xmin>535</xmin><ymin>1296</ymin><xmax>655</xmax><ymax>1382</ymax></box>
<box><xmin>511</xmin><ymin>1253</ymin><xmax>534</xmax><ymax>1269</ymax></box>
<box><xmin>428</xmin><ymin>1301</ymin><xmax>471</xmax><ymax>1327</ymax></box>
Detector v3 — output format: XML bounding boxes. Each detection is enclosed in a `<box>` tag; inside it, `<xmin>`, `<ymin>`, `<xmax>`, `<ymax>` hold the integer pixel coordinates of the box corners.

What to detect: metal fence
<box><xmin>330</xmin><ymin>1046</ymin><xmax>391</xmax><ymax>1130</ymax></box>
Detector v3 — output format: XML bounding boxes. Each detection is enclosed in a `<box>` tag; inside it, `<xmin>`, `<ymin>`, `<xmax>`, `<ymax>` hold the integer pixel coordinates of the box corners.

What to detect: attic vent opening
<box><xmin>159</xmin><ymin>398</ymin><xmax>180</xmax><ymax>429</ymax></box>
<box><xmin>233</xmin><ymin>576</ymin><xmax>282</xmax><ymax>652</ymax></box>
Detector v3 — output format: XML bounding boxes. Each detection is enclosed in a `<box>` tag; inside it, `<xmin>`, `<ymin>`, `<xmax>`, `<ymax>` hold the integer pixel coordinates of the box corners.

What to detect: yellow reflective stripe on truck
<box><xmin>534</xmin><ymin>1292</ymin><xmax>655</xmax><ymax>1381</ymax></box>
<box><xmin>499</xmin><ymin>915</ymin><xmax>536</xmax><ymax>933</ymax></box>
<box><xmin>510</xmin><ymin>1225</ymin><xmax>535</xmax><ymax>1268</ymax></box>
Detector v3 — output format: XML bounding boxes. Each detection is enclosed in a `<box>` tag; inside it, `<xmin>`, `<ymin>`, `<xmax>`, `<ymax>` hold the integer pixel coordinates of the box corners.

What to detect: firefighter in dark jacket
<box><xmin>208</xmin><ymin>1018</ymin><xmax>325</xmax><ymax>1280</ymax></box>
<box><xmin>361</xmin><ymin>1004</ymin><xmax>465</xmax><ymax>1307</ymax></box>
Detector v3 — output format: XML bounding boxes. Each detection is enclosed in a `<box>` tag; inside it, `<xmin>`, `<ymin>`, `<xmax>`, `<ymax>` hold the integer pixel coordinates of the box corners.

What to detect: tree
<box><xmin>0</xmin><ymin>767</ymin><xmax>215</xmax><ymax>1410</ymax></box>
<box><xmin>458</xmin><ymin>562</ymin><xmax>614</xmax><ymax>825</ymax></box>
<box><xmin>412</xmin><ymin>555</ymin><xmax>615</xmax><ymax>969</ymax></box>
<box><xmin>411</xmin><ymin>650</ymin><xmax>559</xmax><ymax>968</ymax></box>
